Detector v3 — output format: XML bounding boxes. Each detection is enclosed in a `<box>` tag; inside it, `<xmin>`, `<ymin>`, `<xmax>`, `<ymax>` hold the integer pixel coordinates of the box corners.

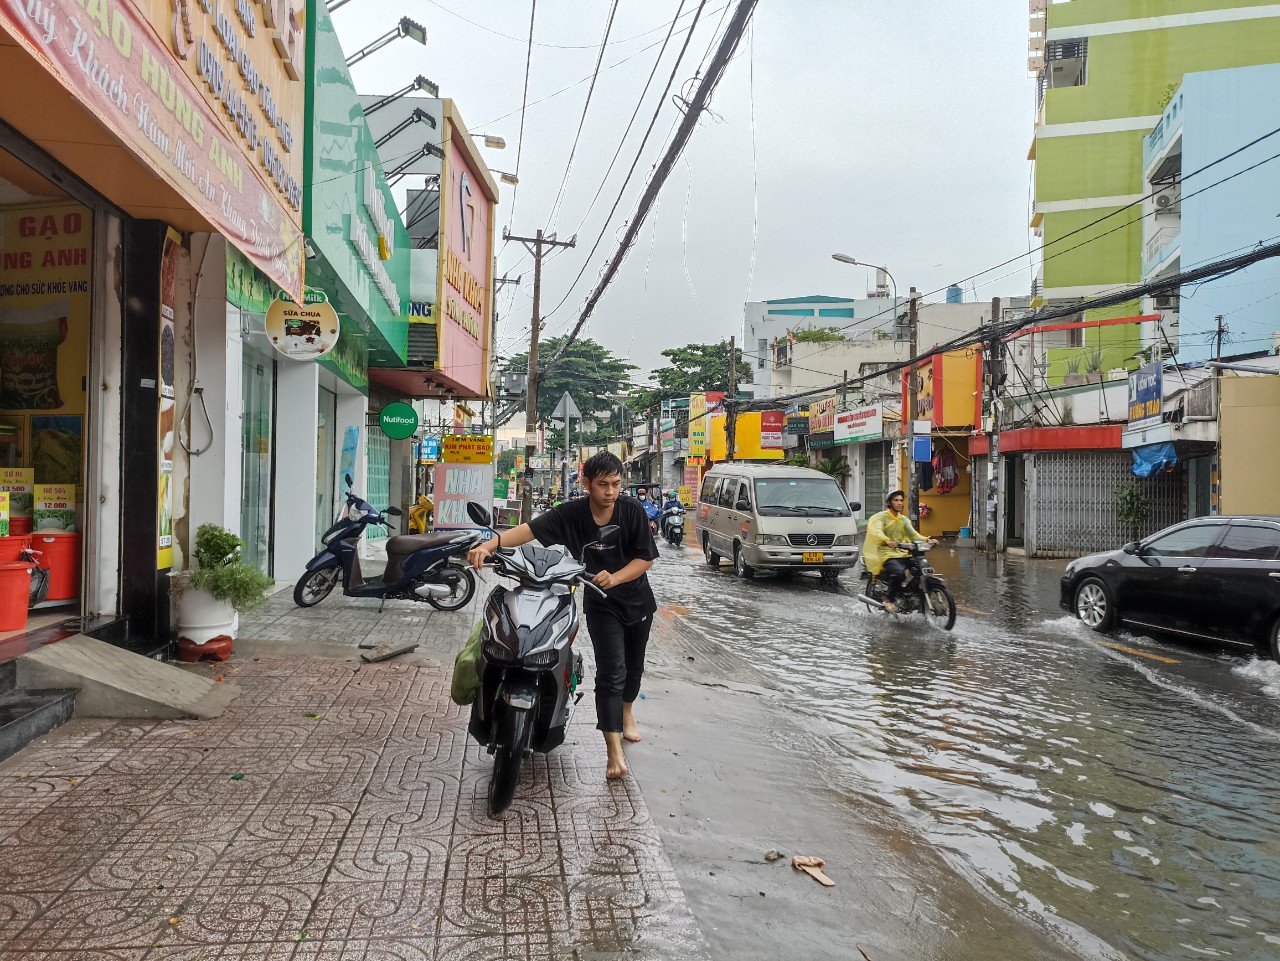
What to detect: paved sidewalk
<box><xmin>0</xmin><ymin>591</ymin><xmax>710</xmax><ymax>960</ymax></box>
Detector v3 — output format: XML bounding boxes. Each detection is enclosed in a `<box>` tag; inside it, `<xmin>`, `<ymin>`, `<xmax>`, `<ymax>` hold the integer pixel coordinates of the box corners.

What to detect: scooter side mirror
<box><xmin>597</xmin><ymin>524</ymin><xmax>621</xmax><ymax>543</ymax></box>
<box><xmin>467</xmin><ymin>502</ymin><xmax>494</xmax><ymax>528</ymax></box>
<box><xmin>385</xmin><ymin>506</ymin><xmax>403</xmax><ymax>517</ymax></box>
<box><xmin>345</xmin><ymin>473</ymin><xmax>353</xmax><ymax>488</ymax></box>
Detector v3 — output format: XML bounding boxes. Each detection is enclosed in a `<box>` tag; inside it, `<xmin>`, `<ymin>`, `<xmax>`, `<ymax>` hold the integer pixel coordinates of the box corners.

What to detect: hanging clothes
<box><xmin>918</xmin><ymin>460</ymin><xmax>935</xmax><ymax>492</ymax></box>
<box><xmin>934</xmin><ymin>445</ymin><xmax>960</xmax><ymax>494</ymax></box>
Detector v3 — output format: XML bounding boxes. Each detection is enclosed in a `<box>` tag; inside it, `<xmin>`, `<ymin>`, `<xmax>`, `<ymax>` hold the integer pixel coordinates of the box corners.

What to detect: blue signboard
<box><xmin>912</xmin><ymin>435</ymin><xmax>932</xmax><ymax>463</ymax></box>
<box><xmin>1128</xmin><ymin>362</ymin><xmax>1163</xmax><ymax>430</ymax></box>
<box><xmin>419</xmin><ymin>436</ymin><xmax>441</xmax><ymax>463</ymax></box>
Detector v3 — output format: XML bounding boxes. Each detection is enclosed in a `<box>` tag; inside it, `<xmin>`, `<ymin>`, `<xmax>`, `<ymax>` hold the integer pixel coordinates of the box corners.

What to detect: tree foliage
<box><xmin>629</xmin><ymin>340</ymin><xmax>752</xmax><ymax>418</ymax></box>
<box><xmin>501</xmin><ymin>337</ymin><xmax>636</xmax><ymax>444</ymax></box>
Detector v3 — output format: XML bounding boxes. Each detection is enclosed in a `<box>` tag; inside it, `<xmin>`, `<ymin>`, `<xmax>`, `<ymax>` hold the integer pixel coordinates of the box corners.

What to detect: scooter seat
<box><xmin>386</xmin><ymin>532</ymin><xmax>466</xmax><ymax>553</ymax></box>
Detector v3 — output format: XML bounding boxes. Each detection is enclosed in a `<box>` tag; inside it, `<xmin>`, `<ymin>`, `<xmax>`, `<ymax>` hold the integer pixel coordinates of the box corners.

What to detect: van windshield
<box><xmin>752</xmin><ymin>477</ymin><xmax>850</xmax><ymax>516</ymax></box>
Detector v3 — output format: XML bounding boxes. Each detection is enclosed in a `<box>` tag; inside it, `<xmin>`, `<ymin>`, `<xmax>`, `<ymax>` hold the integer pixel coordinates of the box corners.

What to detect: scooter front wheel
<box><xmin>426</xmin><ymin>565</ymin><xmax>477</xmax><ymax>611</ymax></box>
<box><xmin>488</xmin><ymin>705</ymin><xmax>533</xmax><ymax>815</ymax></box>
<box><xmin>294</xmin><ymin>565</ymin><xmax>341</xmax><ymax>608</ymax></box>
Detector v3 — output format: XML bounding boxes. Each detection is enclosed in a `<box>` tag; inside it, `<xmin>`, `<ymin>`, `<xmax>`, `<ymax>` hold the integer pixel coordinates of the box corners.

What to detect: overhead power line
<box><xmin>542</xmin><ymin>0</ymin><xmax>758</xmax><ymax>375</ymax></box>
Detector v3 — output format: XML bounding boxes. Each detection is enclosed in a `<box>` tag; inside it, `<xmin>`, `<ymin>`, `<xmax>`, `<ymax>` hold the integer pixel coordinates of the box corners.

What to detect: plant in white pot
<box><xmin>173</xmin><ymin>525</ymin><xmax>274</xmax><ymax>647</ymax></box>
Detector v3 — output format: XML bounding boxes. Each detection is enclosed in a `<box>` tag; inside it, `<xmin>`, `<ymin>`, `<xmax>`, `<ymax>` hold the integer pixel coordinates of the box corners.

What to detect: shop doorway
<box><xmin>0</xmin><ymin>144</ymin><xmax>95</xmax><ymax>634</ymax></box>
<box><xmin>864</xmin><ymin>442</ymin><xmax>888</xmax><ymax>516</ymax></box>
<box><xmin>316</xmin><ymin>388</ymin><xmax>338</xmax><ymax>549</ymax></box>
<box><xmin>1005</xmin><ymin>455</ymin><xmax>1026</xmax><ymax>546</ymax></box>
<box><xmin>241</xmin><ymin>345</ymin><xmax>275</xmax><ymax>574</ymax></box>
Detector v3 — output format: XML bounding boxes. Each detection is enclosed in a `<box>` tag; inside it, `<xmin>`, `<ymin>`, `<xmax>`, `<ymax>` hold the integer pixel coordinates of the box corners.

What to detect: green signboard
<box><xmin>379</xmin><ymin>402</ymin><xmax>419</xmax><ymax>440</ymax></box>
<box><xmin>304</xmin><ymin>1</ymin><xmax>410</xmax><ymax>367</ymax></box>
<box><xmin>494</xmin><ymin>478</ymin><xmax>510</xmax><ymax>499</ymax></box>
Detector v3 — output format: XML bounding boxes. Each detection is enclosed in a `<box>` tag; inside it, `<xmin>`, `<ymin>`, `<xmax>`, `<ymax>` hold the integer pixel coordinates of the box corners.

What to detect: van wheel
<box><xmin>1268</xmin><ymin>617</ymin><xmax>1280</xmax><ymax>662</ymax></box>
<box><xmin>734</xmin><ymin>545</ymin><xmax>756</xmax><ymax>579</ymax></box>
<box><xmin>703</xmin><ymin>534</ymin><xmax>720</xmax><ymax>568</ymax></box>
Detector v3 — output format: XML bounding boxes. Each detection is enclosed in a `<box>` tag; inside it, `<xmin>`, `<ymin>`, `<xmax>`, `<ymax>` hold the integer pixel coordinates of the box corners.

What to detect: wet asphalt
<box><xmin>644</xmin><ymin>537</ymin><xmax>1280</xmax><ymax>961</ymax></box>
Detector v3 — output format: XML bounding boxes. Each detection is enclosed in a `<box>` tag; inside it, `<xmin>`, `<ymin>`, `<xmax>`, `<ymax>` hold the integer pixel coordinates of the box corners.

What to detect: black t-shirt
<box><xmin>528</xmin><ymin>497</ymin><xmax>658</xmax><ymax>623</ymax></box>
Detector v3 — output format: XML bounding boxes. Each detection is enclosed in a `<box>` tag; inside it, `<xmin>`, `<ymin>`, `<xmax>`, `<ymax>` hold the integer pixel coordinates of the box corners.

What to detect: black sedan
<box><xmin>1060</xmin><ymin>516</ymin><xmax>1280</xmax><ymax>658</ymax></box>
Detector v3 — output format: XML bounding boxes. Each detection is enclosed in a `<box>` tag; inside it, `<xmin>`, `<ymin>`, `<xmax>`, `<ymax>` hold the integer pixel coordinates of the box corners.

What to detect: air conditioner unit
<box><xmin>1154</xmin><ymin>184</ymin><xmax>1181</xmax><ymax>212</ymax></box>
<box><xmin>1153</xmin><ymin>294</ymin><xmax>1179</xmax><ymax>311</ymax></box>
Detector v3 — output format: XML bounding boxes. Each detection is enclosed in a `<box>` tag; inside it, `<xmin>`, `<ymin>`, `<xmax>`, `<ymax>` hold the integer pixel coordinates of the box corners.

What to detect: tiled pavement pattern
<box><xmin>0</xmin><ymin>646</ymin><xmax>710</xmax><ymax>957</ymax></box>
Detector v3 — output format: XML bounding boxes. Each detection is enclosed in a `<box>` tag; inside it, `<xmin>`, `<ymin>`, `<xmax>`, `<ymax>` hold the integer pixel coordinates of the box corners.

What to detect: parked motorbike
<box><xmin>660</xmin><ymin>501</ymin><xmax>685</xmax><ymax>547</ymax></box>
<box><xmin>856</xmin><ymin>541</ymin><xmax>957</xmax><ymax>631</ymax></box>
<box><xmin>407</xmin><ymin>495</ymin><xmax>434</xmax><ymax>534</ymax></box>
<box><xmin>464</xmin><ymin>501</ymin><xmax>614</xmax><ymax>815</ymax></box>
<box><xmin>293</xmin><ymin>475</ymin><xmax>481</xmax><ymax>611</ymax></box>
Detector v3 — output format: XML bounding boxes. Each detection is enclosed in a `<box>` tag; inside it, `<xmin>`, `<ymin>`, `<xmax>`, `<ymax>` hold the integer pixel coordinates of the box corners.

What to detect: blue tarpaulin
<box><xmin>1132</xmin><ymin>442</ymin><xmax>1177</xmax><ymax>477</ymax></box>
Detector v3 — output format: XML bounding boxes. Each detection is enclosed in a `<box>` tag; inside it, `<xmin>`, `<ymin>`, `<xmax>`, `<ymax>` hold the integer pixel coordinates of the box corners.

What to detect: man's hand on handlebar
<box><xmin>592</xmin><ymin>570</ymin><xmax>621</xmax><ymax>591</ymax></box>
<box><xmin>468</xmin><ymin>538</ymin><xmax>499</xmax><ymax>570</ymax></box>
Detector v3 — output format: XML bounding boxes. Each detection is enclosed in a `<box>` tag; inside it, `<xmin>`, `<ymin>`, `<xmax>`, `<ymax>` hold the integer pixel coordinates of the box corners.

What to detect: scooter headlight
<box><xmin>482</xmin><ymin>625</ymin><xmax>516</xmax><ymax>665</ymax></box>
<box><xmin>347</xmin><ymin>504</ymin><xmax>365</xmax><ymax>522</ymax></box>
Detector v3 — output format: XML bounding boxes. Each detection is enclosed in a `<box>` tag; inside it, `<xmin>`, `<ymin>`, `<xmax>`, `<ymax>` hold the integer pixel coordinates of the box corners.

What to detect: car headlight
<box><xmin>761</xmin><ymin>534</ymin><xmax>789</xmax><ymax>547</ymax></box>
<box><xmin>1064</xmin><ymin>560</ymin><xmax>1078</xmax><ymax>576</ymax></box>
<box><xmin>832</xmin><ymin>534</ymin><xmax>855</xmax><ymax>546</ymax></box>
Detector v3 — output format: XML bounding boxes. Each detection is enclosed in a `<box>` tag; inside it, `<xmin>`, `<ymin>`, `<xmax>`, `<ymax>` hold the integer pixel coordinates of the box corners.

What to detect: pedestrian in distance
<box><xmin>468</xmin><ymin>450</ymin><xmax>658</xmax><ymax>780</ymax></box>
<box><xmin>862</xmin><ymin>490</ymin><xmax>938</xmax><ymax>613</ymax></box>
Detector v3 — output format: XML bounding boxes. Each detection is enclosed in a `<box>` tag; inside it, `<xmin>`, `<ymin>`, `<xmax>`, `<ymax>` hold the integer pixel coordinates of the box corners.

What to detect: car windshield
<box><xmin>752</xmin><ymin>477</ymin><xmax>849</xmax><ymax>516</ymax></box>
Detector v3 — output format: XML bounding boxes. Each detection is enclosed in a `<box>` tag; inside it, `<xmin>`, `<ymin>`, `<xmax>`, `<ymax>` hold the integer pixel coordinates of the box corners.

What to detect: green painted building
<box><xmin>1028</xmin><ymin>0</ymin><xmax>1280</xmax><ymax>384</ymax></box>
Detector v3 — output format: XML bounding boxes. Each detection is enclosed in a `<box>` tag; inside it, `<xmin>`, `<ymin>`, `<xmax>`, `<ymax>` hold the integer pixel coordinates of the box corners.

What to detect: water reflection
<box><xmin>653</xmin><ymin>546</ymin><xmax>1280</xmax><ymax>961</ymax></box>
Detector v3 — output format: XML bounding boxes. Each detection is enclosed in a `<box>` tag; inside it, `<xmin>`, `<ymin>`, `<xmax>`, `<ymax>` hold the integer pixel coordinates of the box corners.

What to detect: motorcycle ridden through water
<box><xmin>293</xmin><ymin>475</ymin><xmax>482</xmax><ymax>611</ymax></box>
<box><xmin>856</xmin><ymin>541</ymin><xmax>957</xmax><ymax>630</ymax></box>
<box><xmin>659</xmin><ymin>493</ymin><xmax>685</xmax><ymax>547</ymax></box>
<box><xmin>463</xmin><ymin>502</ymin><xmax>615</xmax><ymax>815</ymax></box>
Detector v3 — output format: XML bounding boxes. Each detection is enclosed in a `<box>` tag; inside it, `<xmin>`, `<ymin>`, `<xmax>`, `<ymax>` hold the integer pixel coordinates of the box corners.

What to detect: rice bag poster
<box><xmin>0</xmin><ymin>203</ymin><xmax>92</xmax><ymax>487</ymax></box>
<box><xmin>157</xmin><ymin>229</ymin><xmax>184</xmax><ymax>570</ymax></box>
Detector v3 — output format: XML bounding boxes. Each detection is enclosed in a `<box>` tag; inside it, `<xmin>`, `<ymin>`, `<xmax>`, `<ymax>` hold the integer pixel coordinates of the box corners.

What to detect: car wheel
<box><xmin>734</xmin><ymin>544</ymin><xmax>755</xmax><ymax>579</ymax></box>
<box><xmin>1073</xmin><ymin>577</ymin><xmax>1116</xmax><ymax>633</ymax></box>
<box><xmin>703</xmin><ymin>534</ymin><xmax>720</xmax><ymax>568</ymax></box>
<box><xmin>1268</xmin><ymin>616</ymin><xmax>1280</xmax><ymax>662</ymax></box>
<box><xmin>820</xmin><ymin>568</ymin><xmax>840</xmax><ymax>584</ymax></box>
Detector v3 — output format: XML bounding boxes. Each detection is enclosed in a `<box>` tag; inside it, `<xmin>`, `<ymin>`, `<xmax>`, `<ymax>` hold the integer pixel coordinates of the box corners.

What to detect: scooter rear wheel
<box><xmin>294</xmin><ymin>565</ymin><xmax>340</xmax><ymax>608</ymax></box>
<box><xmin>426</xmin><ymin>565</ymin><xmax>477</xmax><ymax>611</ymax></box>
<box><xmin>488</xmin><ymin>706</ymin><xmax>533</xmax><ymax>815</ymax></box>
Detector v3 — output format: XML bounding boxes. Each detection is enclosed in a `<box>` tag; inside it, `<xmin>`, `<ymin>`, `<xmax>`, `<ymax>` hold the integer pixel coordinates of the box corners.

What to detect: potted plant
<box><xmin>1063</xmin><ymin>356</ymin><xmax>1085</xmax><ymax>387</ymax></box>
<box><xmin>1084</xmin><ymin>348</ymin><xmax>1105</xmax><ymax>384</ymax></box>
<box><xmin>173</xmin><ymin>524</ymin><xmax>274</xmax><ymax>648</ymax></box>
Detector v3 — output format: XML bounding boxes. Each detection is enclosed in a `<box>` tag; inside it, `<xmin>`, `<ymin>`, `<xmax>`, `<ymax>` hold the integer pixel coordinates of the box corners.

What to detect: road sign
<box><xmin>552</xmin><ymin>392</ymin><xmax>581</xmax><ymax>420</ymax></box>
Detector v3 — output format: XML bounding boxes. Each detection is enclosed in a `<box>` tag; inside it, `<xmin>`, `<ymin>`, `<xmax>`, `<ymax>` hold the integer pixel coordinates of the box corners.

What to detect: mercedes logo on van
<box><xmin>806</xmin><ymin>534</ymin><xmax>819</xmax><ymax>547</ymax></box>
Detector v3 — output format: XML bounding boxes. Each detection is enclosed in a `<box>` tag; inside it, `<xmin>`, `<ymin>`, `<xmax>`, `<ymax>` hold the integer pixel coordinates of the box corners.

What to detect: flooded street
<box><xmin>648</xmin><ymin>540</ymin><xmax>1280</xmax><ymax>961</ymax></box>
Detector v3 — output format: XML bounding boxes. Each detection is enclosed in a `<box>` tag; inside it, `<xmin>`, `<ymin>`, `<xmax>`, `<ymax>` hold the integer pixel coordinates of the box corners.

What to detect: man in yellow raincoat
<box><xmin>862</xmin><ymin>490</ymin><xmax>937</xmax><ymax>612</ymax></box>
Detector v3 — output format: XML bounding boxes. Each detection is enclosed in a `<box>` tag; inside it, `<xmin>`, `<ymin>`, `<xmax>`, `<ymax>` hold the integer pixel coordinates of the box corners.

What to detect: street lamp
<box><xmin>489</xmin><ymin>169</ymin><xmax>519</xmax><ymax>187</ymax></box>
<box><xmin>345</xmin><ymin>17</ymin><xmax>427</xmax><ymax>68</ymax></box>
<box><xmin>363</xmin><ymin>76</ymin><xmax>439</xmax><ymax>116</ymax></box>
<box><xmin>387</xmin><ymin>141</ymin><xmax>445</xmax><ymax>185</ymax></box>
<box><xmin>374</xmin><ymin>107</ymin><xmax>436</xmax><ymax>149</ymax></box>
<box><xmin>831</xmin><ymin>253</ymin><xmax>897</xmax><ymax>302</ymax></box>
<box><xmin>472</xmin><ymin>134</ymin><xmax>507</xmax><ymax>149</ymax></box>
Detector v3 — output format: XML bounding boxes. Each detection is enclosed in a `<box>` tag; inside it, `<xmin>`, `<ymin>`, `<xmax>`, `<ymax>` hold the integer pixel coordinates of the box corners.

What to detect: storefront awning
<box><xmin>1132</xmin><ymin>442</ymin><xmax>1177</xmax><ymax>477</ymax></box>
<box><xmin>626</xmin><ymin>447</ymin><xmax>653</xmax><ymax>465</ymax></box>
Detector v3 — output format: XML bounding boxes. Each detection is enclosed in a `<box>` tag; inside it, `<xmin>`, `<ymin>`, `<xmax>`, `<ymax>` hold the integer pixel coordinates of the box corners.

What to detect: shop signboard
<box><xmin>0</xmin><ymin>492</ymin><xmax>7</xmax><ymax>536</ymax></box>
<box><xmin>785</xmin><ymin>404</ymin><xmax>810</xmax><ymax>435</ymax></box>
<box><xmin>306</xmin><ymin>3</ymin><xmax>409</xmax><ymax>365</ymax></box>
<box><xmin>678</xmin><ymin>485</ymin><xmax>693</xmax><ymax>506</ymax></box>
<box><xmin>378</xmin><ymin>403</ymin><xmax>419</xmax><ymax>440</ymax></box>
<box><xmin>514</xmin><ymin>454</ymin><xmax>525</xmax><ymax>472</ymax></box>
<box><xmin>442</xmin><ymin>435</ymin><xmax>493</xmax><ymax>464</ymax></box>
<box><xmin>436</xmin><ymin>121</ymin><xmax>495</xmax><ymax>396</ymax></box>
<box><xmin>419</xmin><ymin>436</ymin><xmax>441</xmax><ymax>464</ymax></box>
<box><xmin>760</xmin><ymin>410</ymin><xmax>785</xmax><ymax>449</ymax></box>
<box><xmin>688</xmin><ymin>393</ymin><xmax>707</xmax><ymax>456</ymax></box>
<box><xmin>494</xmin><ymin>477</ymin><xmax>510</xmax><ymax>499</ymax></box>
<box><xmin>1128</xmin><ymin>362</ymin><xmax>1163</xmax><ymax>430</ymax></box>
<box><xmin>0</xmin><ymin>0</ymin><xmax>306</xmax><ymax>300</ymax></box>
<box><xmin>265</xmin><ymin>290</ymin><xmax>340</xmax><ymax>360</ymax></box>
<box><xmin>660</xmin><ymin>418</ymin><xmax>675</xmax><ymax>452</ymax></box>
<box><xmin>834</xmin><ymin>404</ymin><xmax>884</xmax><ymax>444</ymax></box>
<box><xmin>810</xmin><ymin>397</ymin><xmax>837</xmax><ymax>434</ymax></box>
<box><xmin>433</xmin><ymin>461</ymin><xmax>494</xmax><ymax>530</ymax></box>
<box><xmin>35</xmin><ymin>484</ymin><xmax>75</xmax><ymax>531</ymax></box>
<box><xmin>338</xmin><ymin>426</ymin><xmax>360</xmax><ymax>493</ymax></box>
<box><xmin>608</xmin><ymin>443</ymin><xmax>625</xmax><ymax>461</ymax></box>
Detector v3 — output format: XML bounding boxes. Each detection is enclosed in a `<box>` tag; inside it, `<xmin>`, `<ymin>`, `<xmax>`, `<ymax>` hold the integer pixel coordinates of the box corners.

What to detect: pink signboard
<box><xmin>438</xmin><ymin>138</ymin><xmax>492</xmax><ymax>397</ymax></box>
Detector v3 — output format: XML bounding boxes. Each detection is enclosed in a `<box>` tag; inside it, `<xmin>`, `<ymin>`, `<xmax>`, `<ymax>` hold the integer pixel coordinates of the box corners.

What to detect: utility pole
<box><xmin>726</xmin><ymin>336</ymin><xmax>738</xmax><ymax>463</ymax></box>
<box><xmin>841</xmin><ymin>369</ymin><xmax>848</xmax><ymax>410</ymax></box>
<box><xmin>491</xmin><ymin>269</ymin><xmax>521</xmax><ymax>497</ymax></box>
<box><xmin>504</xmin><ymin>228</ymin><xmax>576</xmax><ymax>524</ymax></box>
<box><xmin>906</xmin><ymin>289</ymin><xmax>920</xmax><ymax>523</ymax></box>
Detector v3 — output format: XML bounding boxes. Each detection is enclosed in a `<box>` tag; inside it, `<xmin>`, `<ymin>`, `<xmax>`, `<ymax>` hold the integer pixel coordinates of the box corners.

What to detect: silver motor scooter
<box><xmin>464</xmin><ymin>503</ymin><xmax>617</xmax><ymax>814</ymax></box>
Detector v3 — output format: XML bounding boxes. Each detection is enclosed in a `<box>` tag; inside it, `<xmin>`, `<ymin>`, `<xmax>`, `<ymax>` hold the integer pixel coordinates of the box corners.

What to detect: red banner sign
<box><xmin>0</xmin><ymin>0</ymin><xmax>304</xmax><ymax>300</ymax></box>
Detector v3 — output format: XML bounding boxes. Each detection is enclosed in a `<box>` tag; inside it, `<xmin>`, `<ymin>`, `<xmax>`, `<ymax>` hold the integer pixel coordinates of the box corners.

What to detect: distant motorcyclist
<box><xmin>659</xmin><ymin>490</ymin><xmax>684</xmax><ymax>537</ymax></box>
<box><xmin>640</xmin><ymin>491</ymin><xmax>661</xmax><ymax>534</ymax></box>
<box><xmin>862</xmin><ymin>490</ymin><xmax>937</xmax><ymax>613</ymax></box>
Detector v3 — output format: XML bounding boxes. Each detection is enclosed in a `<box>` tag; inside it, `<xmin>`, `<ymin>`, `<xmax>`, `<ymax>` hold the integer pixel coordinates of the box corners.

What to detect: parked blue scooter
<box><xmin>293</xmin><ymin>474</ymin><xmax>483</xmax><ymax>611</ymax></box>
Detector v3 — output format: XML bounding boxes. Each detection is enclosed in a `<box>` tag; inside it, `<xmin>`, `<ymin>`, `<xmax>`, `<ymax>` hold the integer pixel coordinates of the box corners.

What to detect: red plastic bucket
<box><xmin>0</xmin><ymin>561</ymin><xmax>31</xmax><ymax>631</ymax></box>
<box><xmin>9</xmin><ymin>516</ymin><xmax>32</xmax><ymax>536</ymax></box>
<box><xmin>0</xmin><ymin>535</ymin><xmax>32</xmax><ymax>563</ymax></box>
<box><xmin>36</xmin><ymin>532</ymin><xmax>81</xmax><ymax>602</ymax></box>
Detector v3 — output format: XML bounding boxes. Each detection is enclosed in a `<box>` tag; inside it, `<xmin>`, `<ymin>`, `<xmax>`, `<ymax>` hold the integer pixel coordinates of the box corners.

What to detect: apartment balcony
<box><xmin>1143</xmin><ymin>224</ymin><xmax>1181</xmax><ymax>278</ymax></box>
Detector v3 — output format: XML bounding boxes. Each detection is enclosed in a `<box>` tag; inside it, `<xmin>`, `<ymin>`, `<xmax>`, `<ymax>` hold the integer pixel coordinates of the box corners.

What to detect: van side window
<box><xmin>734</xmin><ymin>482</ymin><xmax>751</xmax><ymax>510</ymax></box>
<box><xmin>718</xmin><ymin>479</ymin><xmax>737</xmax><ymax>509</ymax></box>
<box><xmin>700</xmin><ymin>476</ymin><xmax>719</xmax><ymax>504</ymax></box>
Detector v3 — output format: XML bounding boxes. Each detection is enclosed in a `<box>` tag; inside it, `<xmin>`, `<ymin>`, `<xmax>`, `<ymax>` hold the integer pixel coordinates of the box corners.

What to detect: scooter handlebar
<box><xmin>577</xmin><ymin>574</ymin><xmax>607</xmax><ymax>598</ymax></box>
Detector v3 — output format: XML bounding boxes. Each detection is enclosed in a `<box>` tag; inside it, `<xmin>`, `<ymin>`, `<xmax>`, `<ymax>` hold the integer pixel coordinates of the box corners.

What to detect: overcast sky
<box><xmin>340</xmin><ymin>0</ymin><xmax>1037</xmax><ymax>379</ymax></box>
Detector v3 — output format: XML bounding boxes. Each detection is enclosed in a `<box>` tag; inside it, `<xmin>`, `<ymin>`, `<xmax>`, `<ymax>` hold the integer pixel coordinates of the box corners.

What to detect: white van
<box><xmin>695</xmin><ymin>464</ymin><xmax>861</xmax><ymax>581</ymax></box>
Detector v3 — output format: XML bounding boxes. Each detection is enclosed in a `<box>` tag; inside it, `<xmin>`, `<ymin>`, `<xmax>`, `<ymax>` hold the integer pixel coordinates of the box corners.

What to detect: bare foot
<box><xmin>622</xmin><ymin>702</ymin><xmax>642</xmax><ymax>743</ymax></box>
<box><xmin>604</xmin><ymin>731</ymin><xmax>629</xmax><ymax>779</ymax></box>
